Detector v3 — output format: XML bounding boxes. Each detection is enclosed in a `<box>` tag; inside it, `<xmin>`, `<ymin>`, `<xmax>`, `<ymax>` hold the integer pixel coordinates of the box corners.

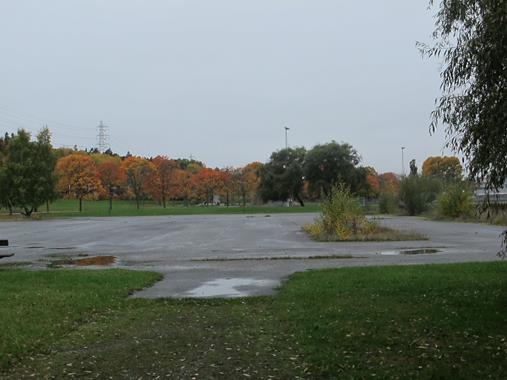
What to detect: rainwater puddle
<box><xmin>49</xmin><ymin>255</ymin><xmax>116</xmax><ymax>268</ymax></box>
<box><xmin>380</xmin><ymin>248</ymin><xmax>440</xmax><ymax>256</ymax></box>
<box><xmin>184</xmin><ymin>278</ymin><xmax>276</xmax><ymax>298</ymax></box>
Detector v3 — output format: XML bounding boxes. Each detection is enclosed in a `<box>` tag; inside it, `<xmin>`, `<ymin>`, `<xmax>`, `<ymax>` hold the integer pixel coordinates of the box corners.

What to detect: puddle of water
<box><xmin>73</xmin><ymin>256</ymin><xmax>116</xmax><ymax>266</ymax></box>
<box><xmin>380</xmin><ymin>248</ymin><xmax>440</xmax><ymax>256</ymax></box>
<box><xmin>184</xmin><ymin>278</ymin><xmax>276</xmax><ymax>298</ymax></box>
<box><xmin>402</xmin><ymin>248</ymin><xmax>440</xmax><ymax>255</ymax></box>
<box><xmin>49</xmin><ymin>255</ymin><xmax>116</xmax><ymax>267</ymax></box>
<box><xmin>380</xmin><ymin>251</ymin><xmax>400</xmax><ymax>256</ymax></box>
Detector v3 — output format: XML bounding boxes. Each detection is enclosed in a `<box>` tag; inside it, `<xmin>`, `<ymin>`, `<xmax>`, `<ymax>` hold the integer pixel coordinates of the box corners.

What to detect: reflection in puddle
<box><xmin>49</xmin><ymin>255</ymin><xmax>116</xmax><ymax>267</ymax></box>
<box><xmin>380</xmin><ymin>248</ymin><xmax>440</xmax><ymax>256</ymax></box>
<box><xmin>184</xmin><ymin>278</ymin><xmax>276</xmax><ymax>298</ymax></box>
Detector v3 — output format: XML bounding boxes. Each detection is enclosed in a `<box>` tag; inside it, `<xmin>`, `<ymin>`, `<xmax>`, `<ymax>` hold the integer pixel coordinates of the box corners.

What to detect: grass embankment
<box><xmin>2</xmin><ymin>262</ymin><xmax>506</xmax><ymax>378</ymax></box>
<box><xmin>0</xmin><ymin>199</ymin><xmax>321</xmax><ymax>219</ymax></box>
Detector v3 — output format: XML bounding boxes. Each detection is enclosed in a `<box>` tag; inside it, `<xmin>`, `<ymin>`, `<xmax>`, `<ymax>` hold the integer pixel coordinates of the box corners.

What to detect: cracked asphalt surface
<box><xmin>0</xmin><ymin>214</ymin><xmax>504</xmax><ymax>298</ymax></box>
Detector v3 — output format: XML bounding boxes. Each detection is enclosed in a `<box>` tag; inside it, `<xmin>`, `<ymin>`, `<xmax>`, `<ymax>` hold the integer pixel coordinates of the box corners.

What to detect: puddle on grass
<box><xmin>183</xmin><ymin>278</ymin><xmax>277</xmax><ymax>298</ymax></box>
<box><xmin>49</xmin><ymin>255</ymin><xmax>116</xmax><ymax>268</ymax></box>
<box><xmin>380</xmin><ymin>248</ymin><xmax>440</xmax><ymax>256</ymax></box>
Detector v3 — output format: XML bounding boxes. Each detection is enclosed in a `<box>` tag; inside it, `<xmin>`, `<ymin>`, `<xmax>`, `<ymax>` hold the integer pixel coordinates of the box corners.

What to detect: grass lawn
<box><xmin>1</xmin><ymin>262</ymin><xmax>506</xmax><ymax>379</ymax></box>
<box><xmin>0</xmin><ymin>199</ymin><xmax>321</xmax><ymax>219</ymax></box>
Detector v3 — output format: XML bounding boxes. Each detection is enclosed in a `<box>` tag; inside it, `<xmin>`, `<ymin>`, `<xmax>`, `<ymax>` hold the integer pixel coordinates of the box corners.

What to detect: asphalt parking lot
<box><xmin>1</xmin><ymin>214</ymin><xmax>504</xmax><ymax>298</ymax></box>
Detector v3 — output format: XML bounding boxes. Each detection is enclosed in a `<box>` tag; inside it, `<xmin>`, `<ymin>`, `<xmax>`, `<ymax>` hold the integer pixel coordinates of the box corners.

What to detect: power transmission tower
<box><xmin>97</xmin><ymin>121</ymin><xmax>109</xmax><ymax>152</ymax></box>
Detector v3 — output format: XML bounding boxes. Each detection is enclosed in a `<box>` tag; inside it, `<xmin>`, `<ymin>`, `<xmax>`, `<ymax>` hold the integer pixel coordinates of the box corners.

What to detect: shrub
<box><xmin>305</xmin><ymin>185</ymin><xmax>373</xmax><ymax>240</ymax></box>
<box><xmin>378</xmin><ymin>192</ymin><xmax>398</xmax><ymax>214</ymax></box>
<box><xmin>303</xmin><ymin>185</ymin><xmax>425</xmax><ymax>241</ymax></box>
<box><xmin>436</xmin><ymin>182</ymin><xmax>474</xmax><ymax>218</ymax></box>
<box><xmin>399</xmin><ymin>175</ymin><xmax>441</xmax><ymax>215</ymax></box>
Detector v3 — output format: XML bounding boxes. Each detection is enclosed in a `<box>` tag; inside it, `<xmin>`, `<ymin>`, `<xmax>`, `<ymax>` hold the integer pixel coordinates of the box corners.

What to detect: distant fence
<box><xmin>474</xmin><ymin>189</ymin><xmax>507</xmax><ymax>205</ymax></box>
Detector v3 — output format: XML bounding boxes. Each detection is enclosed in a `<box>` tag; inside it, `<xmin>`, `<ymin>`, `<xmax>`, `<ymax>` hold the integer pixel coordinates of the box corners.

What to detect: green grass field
<box><xmin>0</xmin><ymin>199</ymin><xmax>322</xmax><ymax>218</ymax></box>
<box><xmin>1</xmin><ymin>262</ymin><xmax>506</xmax><ymax>378</ymax></box>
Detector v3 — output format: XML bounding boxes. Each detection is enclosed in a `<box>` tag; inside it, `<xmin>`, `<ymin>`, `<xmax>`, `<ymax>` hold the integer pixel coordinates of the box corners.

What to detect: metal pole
<box><xmin>285</xmin><ymin>126</ymin><xmax>290</xmax><ymax>149</ymax></box>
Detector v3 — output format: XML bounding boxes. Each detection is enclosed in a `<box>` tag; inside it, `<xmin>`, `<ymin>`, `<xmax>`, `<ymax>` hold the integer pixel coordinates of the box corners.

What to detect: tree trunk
<box><xmin>162</xmin><ymin>195</ymin><xmax>166</xmax><ymax>209</ymax></box>
<box><xmin>109</xmin><ymin>195</ymin><xmax>113</xmax><ymax>215</ymax></box>
<box><xmin>46</xmin><ymin>201</ymin><xmax>50</xmax><ymax>213</ymax></box>
<box><xmin>136</xmin><ymin>196</ymin><xmax>140</xmax><ymax>210</ymax></box>
<box><xmin>79</xmin><ymin>197</ymin><xmax>83</xmax><ymax>212</ymax></box>
<box><xmin>296</xmin><ymin>194</ymin><xmax>305</xmax><ymax>207</ymax></box>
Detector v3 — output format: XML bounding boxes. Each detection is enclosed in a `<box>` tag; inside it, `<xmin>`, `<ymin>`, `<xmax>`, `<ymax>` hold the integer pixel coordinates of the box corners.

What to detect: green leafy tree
<box><xmin>303</xmin><ymin>141</ymin><xmax>361</xmax><ymax>198</ymax></box>
<box><xmin>420</xmin><ymin>0</ymin><xmax>506</xmax><ymax>256</ymax></box>
<box><xmin>0</xmin><ymin>133</ymin><xmax>13</xmax><ymax>213</ymax></box>
<box><xmin>258</xmin><ymin>147</ymin><xmax>306</xmax><ymax>206</ymax></box>
<box><xmin>409</xmin><ymin>159</ymin><xmax>418</xmax><ymax>176</ymax></box>
<box><xmin>419</xmin><ymin>0</ymin><xmax>506</xmax><ymax>191</ymax></box>
<box><xmin>436</xmin><ymin>181</ymin><xmax>474</xmax><ymax>218</ymax></box>
<box><xmin>0</xmin><ymin>129</ymin><xmax>57</xmax><ymax>216</ymax></box>
<box><xmin>399</xmin><ymin>175</ymin><xmax>441</xmax><ymax>216</ymax></box>
<box><xmin>36</xmin><ymin>128</ymin><xmax>58</xmax><ymax>211</ymax></box>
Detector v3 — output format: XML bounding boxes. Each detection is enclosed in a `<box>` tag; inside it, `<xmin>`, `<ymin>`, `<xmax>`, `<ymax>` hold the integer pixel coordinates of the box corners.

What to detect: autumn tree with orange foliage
<box><xmin>148</xmin><ymin>156</ymin><xmax>177</xmax><ymax>208</ymax></box>
<box><xmin>168</xmin><ymin>168</ymin><xmax>192</xmax><ymax>204</ymax></box>
<box><xmin>379</xmin><ymin>172</ymin><xmax>400</xmax><ymax>194</ymax></box>
<box><xmin>229</xmin><ymin>162</ymin><xmax>261</xmax><ymax>206</ymax></box>
<box><xmin>121</xmin><ymin>156</ymin><xmax>155</xmax><ymax>210</ymax></box>
<box><xmin>365</xmin><ymin>171</ymin><xmax>381</xmax><ymax>198</ymax></box>
<box><xmin>97</xmin><ymin>160</ymin><xmax>122</xmax><ymax>213</ymax></box>
<box><xmin>192</xmin><ymin>168</ymin><xmax>227</xmax><ymax>204</ymax></box>
<box><xmin>422</xmin><ymin>156</ymin><xmax>462</xmax><ymax>183</ymax></box>
<box><xmin>220</xmin><ymin>168</ymin><xmax>235</xmax><ymax>206</ymax></box>
<box><xmin>56</xmin><ymin>154</ymin><xmax>102</xmax><ymax>212</ymax></box>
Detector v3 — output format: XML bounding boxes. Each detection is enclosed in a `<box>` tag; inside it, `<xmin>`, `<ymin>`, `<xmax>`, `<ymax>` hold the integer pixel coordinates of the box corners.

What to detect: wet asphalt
<box><xmin>0</xmin><ymin>214</ymin><xmax>504</xmax><ymax>298</ymax></box>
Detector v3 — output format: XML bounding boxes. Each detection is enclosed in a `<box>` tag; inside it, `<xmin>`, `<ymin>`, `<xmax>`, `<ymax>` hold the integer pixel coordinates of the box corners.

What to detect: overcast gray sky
<box><xmin>0</xmin><ymin>0</ymin><xmax>449</xmax><ymax>173</ymax></box>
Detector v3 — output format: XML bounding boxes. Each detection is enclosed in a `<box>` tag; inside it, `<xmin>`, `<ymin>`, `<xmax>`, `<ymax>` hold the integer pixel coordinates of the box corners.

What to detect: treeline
<box><xmin>257</xmin><ymin>142</ymin><xmax>399</xmax><ymax>206</ymax></box>
<box><xmin>0</xmin><ymin>129</ymin><xmax>261</xmax><ymax>215</ymax></box>
<box><xmin>1</xmin><ymin>128</ymin><xmax>462</xmax><ymax>217</ymax></box>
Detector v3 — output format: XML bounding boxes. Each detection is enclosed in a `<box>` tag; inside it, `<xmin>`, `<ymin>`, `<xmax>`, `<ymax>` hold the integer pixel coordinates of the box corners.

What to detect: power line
<box><xmin>0</xmin><ymin>104</ymin><xmax>95</xmax><ymax>132</ymax></box>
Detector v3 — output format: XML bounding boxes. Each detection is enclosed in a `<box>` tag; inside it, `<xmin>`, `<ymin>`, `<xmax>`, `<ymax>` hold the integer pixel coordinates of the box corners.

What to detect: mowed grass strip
<box><xmin>0</xmin><ymin>269</ymin><xmax>161</xmax><ymax>370</ymax></box>
<box><xmin>275</xmin><ymin>262</ymin><xmax>507</xmax><ymax>379</ymax></box>
<box><xmin>2</xmin><ymin>262</ymin><xmax>507</xmax><ymax>379</ymax></box>
<box><xmin>0</xmin><ymin>199</ymin><xmax>322</xmax><ymax>218</ymax></box>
